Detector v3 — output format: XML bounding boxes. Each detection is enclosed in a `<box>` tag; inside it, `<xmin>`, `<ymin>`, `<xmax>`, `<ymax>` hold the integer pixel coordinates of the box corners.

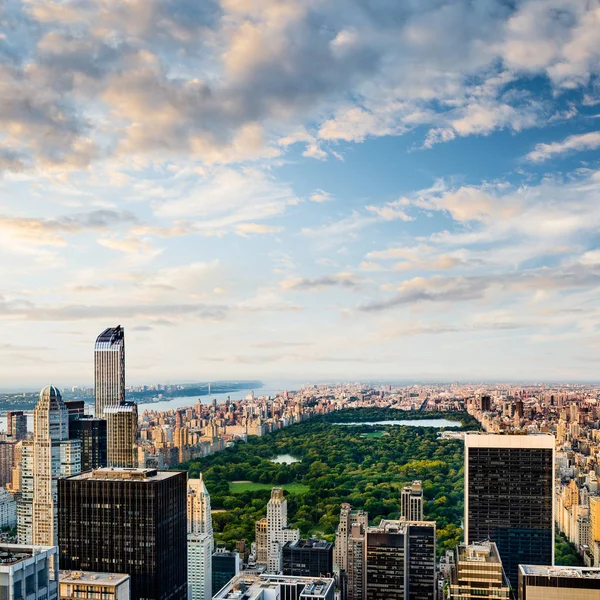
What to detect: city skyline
<box><xmin>0</xmin><ymin>1</ymin><xmax>599</xmax><ymax>385</ymax></box>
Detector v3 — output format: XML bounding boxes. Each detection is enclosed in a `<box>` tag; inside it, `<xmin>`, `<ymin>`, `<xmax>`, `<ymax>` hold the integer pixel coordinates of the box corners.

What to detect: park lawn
<box><xmin>229</xmin><ymin>481</ymin><xmax>310</xmax><ymax>494</ymax></box>
<box><xmin>360</xmin><ymin>431</ymin><xmax>387</xmax><ymax>438</ymax></box>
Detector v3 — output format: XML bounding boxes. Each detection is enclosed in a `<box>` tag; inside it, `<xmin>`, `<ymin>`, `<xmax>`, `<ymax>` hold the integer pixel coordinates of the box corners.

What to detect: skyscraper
<box><xmin>59</xmin><ymin>467</ymin><xmax>187</xmax><ymax>600</ymax></box>
<box><xmin>333</xmin><ymin>503</ymin><xmax>368</xmax><ymax>578</ymax></box>
<box><xmin>7</xmin><ymin>411</ymin><xmax>27</xmax><ymax>441</ymax></box>
<box><xmin>266</xmin><ymin>488</ymin><xmax>300</xmax><ymax>573</ymax></box>
<box><xmin>401</xmin><ymin>480</ymin><xmax>424</xmax><ymax>521</ymax></box>
<box><xmin>0</xmin><ymin>441</ymin><xmax>16</xmax><ymax>487</ymax></box>
<box><xmin>465</xmin><ymin>433</ymin><xmax>555</xmax><ymax>590</ymax></box>
<box><xmin>68</xmin><ymin>416</ymin><xmax>107</xmax><ymax>471</ymax></box>
<box><xmin>211</xmin><ymin>549</ymin><xmax>241</xmax><ymax>596</ymax></box>
<box><xmin>30</xmin><ymin>385</ymin><xmax>80</xmax><ymax>547</ymax></box>
<box><xmin>187</xmin><ymin>476</ymin><xmax>214</xmax><ymax>600</ymax></box>
<box><xmin>283</xmin><ymin>539</ymin><xmax>333</xmax><ymax>578</ymax></box>
<box><xmin>105</xmin><ymin>403</ymin><xmax>137</xmax><ymax>468</ymax></box>
<box><xmin>94</xmin><ymin>326</ymin><xmax>125</xmax><ymax>417</ymax></box>
<box><xmin>366</xmin><ymin>520</ymin><xmax>436</xmax><ymax>600</ymax></box>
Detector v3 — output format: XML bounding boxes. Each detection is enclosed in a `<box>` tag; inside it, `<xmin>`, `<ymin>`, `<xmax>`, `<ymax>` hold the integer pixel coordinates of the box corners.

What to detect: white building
<box><xmin>59</xmin><ymin>571</ymin><xmax>130</xmax><ymax>600</ymax></box>
<box><xmin>401</xmin><ymin>480</ymin><xmax>424</xmax><ymax>521</ymax></box>
<box><xmin>0</xmin><ymin>543</ymin><xmax>58</xmax><ymax>600</ymax></box>
<box><xmin>188</xmin><ymin>476</ymin><xmax>214</xmax><ymax>600</ymax></box>
<box><xmin>18</xmin><ymin>386</ymin><xmax>81</xmax><ymax>547</ymax></box>
<box><xmin>266</xmin><ymin>488</ymin><xmax>300</xmax><ymax>573</ymax></box>
<box><xmin>0</xmin><ymin>487</ymin><xmax>17</xmax><ymax>529</ymax></box>
<box><xmin>213</xmin><ymin>574</ymin><xmax>334</xmax><ymax>600</ymax></box>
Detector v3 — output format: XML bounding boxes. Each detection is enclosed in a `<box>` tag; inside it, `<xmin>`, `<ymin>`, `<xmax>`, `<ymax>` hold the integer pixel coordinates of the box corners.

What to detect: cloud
<box><xmin>235</xmin><ymin>223</ymin><xmax>283</xmax><ymax>236</ymax></box>
<box><xmin>309</xmin><ymin>189</ymin><xmax>334</xmax><ymax>203</ymax></box>
<box><xmin>280</xmin><ymin>272</ymin><xmax>360</xmax><ymax>291</ymax></box>
<box><xmin>526</xmin><ymin>131</ymin><xmax>600</xmax><ymax>162</ymax></box>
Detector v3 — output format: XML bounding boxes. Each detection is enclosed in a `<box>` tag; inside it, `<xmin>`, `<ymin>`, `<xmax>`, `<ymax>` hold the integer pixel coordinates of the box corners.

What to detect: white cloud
<box><xmin>526</xmin><ymin>131</ymin><xmax>600</xmax><ymax>162</ymax></box>
<box><xmin>310</xmin><ymin>189</ymin><xmax>334</xmax><ymax>203</ymax></box>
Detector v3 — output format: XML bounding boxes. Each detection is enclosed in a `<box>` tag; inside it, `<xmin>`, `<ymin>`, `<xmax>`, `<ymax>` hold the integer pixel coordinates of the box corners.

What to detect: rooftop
<box><xmin>94</xmin><ymin>326</ymin><xmax>124</xmax><ymax>348</ymax></box>
<box><xmin>0</xmin><ymin>544</ymin><xmax>55</xmax><ymax>566</ymax></box>
<box><xmin>213</xmin><ymin>574</ymin><xmax>334</xmax><ymax>599</ymax></box>
<box><xmin>284</xmin><ymin>539</ymin><xmax>333</xmax><ymax>550</ymax></box>
<box><xmin>457</xmin><ymin>541</ymin><xmax>502</xmax><ymax>564</ymax></box>
<box><xmin>59</xmin><ymin>571</ymin><xmax>130</xmax><ymax>586</ymax></box>
<box><xmin>68</xmin><ymin>468</ymin><xmax>184</xmax><ymax>482</ymax></box>
<box><xmin>519</xmin><ymin>565</ymin><xmax>600</xmax><ymax>579</ymax></box>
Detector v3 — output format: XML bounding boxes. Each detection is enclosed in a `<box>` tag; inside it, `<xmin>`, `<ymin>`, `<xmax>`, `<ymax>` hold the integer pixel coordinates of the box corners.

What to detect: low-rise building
<box><xmin>0</xmin><ymin>543</ymin><xmax>58</xmax><ymax>600</ymax></box>
<box><xmin>518</xmin><ymin>565</ymin><xmax>600</xmax><ymax>600</ymax></box>
<box><xmin>212</xmin><ymin>574</ymin><xmax>334</xmax><ymax>600</ymax></box>
<box><xmin>59</xmin><ymin>571</ymin><xmax>130</xmax><ymax>600</ymax></box>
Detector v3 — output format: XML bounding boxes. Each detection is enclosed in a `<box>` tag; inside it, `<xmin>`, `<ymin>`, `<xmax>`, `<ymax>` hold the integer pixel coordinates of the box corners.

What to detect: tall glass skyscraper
<box><xmin>94</xmin><ymin>326</ymin><xmax>125</xmax><ymax>418</ymax></box>
<box><xmin>464</xmin><ymin>433</ymin><xmax>555</xmax><ymax>591</ymax></box>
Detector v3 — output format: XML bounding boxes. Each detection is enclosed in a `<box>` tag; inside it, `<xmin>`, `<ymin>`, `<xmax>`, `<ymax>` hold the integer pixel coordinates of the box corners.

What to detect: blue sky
<box><xmin>1</xmin><ymin>0</ymin><xmax>600</xmax><ymax>386</ymax></box>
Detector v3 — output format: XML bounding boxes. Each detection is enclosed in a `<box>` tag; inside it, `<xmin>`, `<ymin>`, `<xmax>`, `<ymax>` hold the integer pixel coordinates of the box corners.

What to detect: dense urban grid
<box><xmin>0</xmin><ymin>326</ymin><xmax>600</xmax><ymax>600</ymax></box>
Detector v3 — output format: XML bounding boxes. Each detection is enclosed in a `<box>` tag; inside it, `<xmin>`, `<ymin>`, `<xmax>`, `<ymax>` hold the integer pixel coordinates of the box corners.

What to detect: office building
<box><xmin>211</xmin><ymin>549</ymin><xmax>241</xmax><ymax>596</ymax></box>
<box><xmin>255</xmin><ymin>518</ymin><xmax>268</xmax><ymax>565</ymax></box>
<box><xmin>188</xmin><ymin>476</ymin><xmax>214</xmax><ymax>600</ymax></box>
<box><xmin>58</xmin><ymin>468</ymin><xmax>187</xmax><ymax>600</ymax></box>
<box><xmin>213</xmin><ymin>574</ymin><xmax>334</xmax><ymax>600</ymax></box>
<box><xmin>464</xmin><ymin>433</ymin><xmax>555</xmax><ymax>589</ymax></box>
<box><xmin>0</xmin><ymin>440</ymin><xmax>16</xmax><ymax>487</ymax></box>
<box><xmin>0</xmin><ymin>487</ymin><xmax>17</xmax><ymax>528</ymax></box>
<box><xmin>518</xmin><ymin>565</ymin><xmax>600</xmax><ymax>599</ymax></box>
<box><xmin>105</xmin><ymin>403</ymin><xmax>137</xmax><ymax>468</ymax></box>
<box><xmin>0</xmin><ymin>543</ymin><xmax>58</xmax><ymax>600</ymax></box>
<box><xmin>31</xmin><ymin>386</ymin><xmax>81</xmax><ymax>547</ymax></box>
<box><xmin>448</xmin><ymin>541</ymin><xmax>510</xmax><ymax>599</ymax></box>
<box><xmin>68</xmin><ymin>417</ymin><xmax>107</xmax><ymax>472</ymax></box>
<box><xmin>366</xmin><ymin>520</ymin><xmax>436</xmax><ymax>600</ymax></box>
<box><xmin>17</xmin><ymin>440</ymin><xmax>33</xmax><ymax>543</ymax></box>
<box><xmin>347</xmin><ymin>521</ymin><xmax>367</xmax><ymax>600</ymax></box>
<box><xmin>59</xmin><ymin>571</ymin><xmax>131</xmax><ymax>600</ymax></box>
<box><xmin>265</xmin><ymin>488</ymin><xmax>300</xmax><ymax>573</ymax></box>
<box><xmin>7</xmin><ymin>411</ymin><xmax>27</xmax><ymax>441</ymax></box>
<box><xmin>94</xmin><ymin>326</ymin><xmax>125</xmax><ymax>417</ymax></box>
<box><xmin>333</xmin><ymin>504</ymin><xmax>368</xmax><ymax>578</ymax></box>
<box><xmin>401</xmin><ymin>480</ymin><xmax>424</xmax><ymax>521</ymax></box>
<box><xmin>283</xmin><ymin>540</ymin><xmax>333</xmax><ymax>578</ymax></box>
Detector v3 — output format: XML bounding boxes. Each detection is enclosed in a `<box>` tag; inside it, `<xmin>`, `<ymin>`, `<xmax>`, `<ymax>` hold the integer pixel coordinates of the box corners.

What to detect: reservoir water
<box><xmin>270</xmin><ymin>454</ymin><xmax>300</xmax><ymax>464</ymax></box>
<box><xmin>333</xmin><ymin>419</ymin><xmax>461</xmax><ymax>428</ymax></box>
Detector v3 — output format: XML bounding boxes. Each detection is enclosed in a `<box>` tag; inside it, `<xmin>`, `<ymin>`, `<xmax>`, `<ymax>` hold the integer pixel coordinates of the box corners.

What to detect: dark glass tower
<box><xmin>365</xmin><ymin>520</ymin><xmax>436</xmax><ymax>600</ymax></box>
<box><xmin>68</xmin><ymin>417</ymin><xmax>107</xmax><ymax>471</ymax></box>
<box><xmin>465</xmin><ymin>433</ymin><xmax>555</xmax><ymax>591</ymax></box>
<box><xmin>59</xmin><ymin>468</ymin><xmax>187</xmax><ymax>600</ymax></box>
<box><xmin>282</xmin><ymin>539</ymin><xmax>333</xmax><ymax>577</ymax></box>
<box><xmin>94</xmin><ymin>326</ymin><xmax>125</xmax><ymax>417</ymax></box>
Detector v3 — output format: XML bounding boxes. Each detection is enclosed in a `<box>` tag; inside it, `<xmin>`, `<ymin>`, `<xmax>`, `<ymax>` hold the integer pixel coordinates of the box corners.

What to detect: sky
<box><xmin>1</xmin><ymin>0</ymin><xmax>600</xmax><ymax>387</ymax></box>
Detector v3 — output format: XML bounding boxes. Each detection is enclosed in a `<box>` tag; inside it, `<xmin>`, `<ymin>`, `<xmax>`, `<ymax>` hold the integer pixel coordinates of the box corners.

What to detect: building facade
<box><xmin>211</xmin><ymin>550</ymin><xmax>241</xmax><ymax>596</ymax></box>
<box><xmin>94</xmin><ymin>326</ymin><xmax>125</xmax><ymax>417</ymax></box>
<box><xmin>0</xmin><ymin>544</ymin><xmax>58</xmax><ymax>600</ymax></box>
<box><xmin>30</xmin><ymin>386</ymin><xmax>80</xmax><ymax>547</ymax></box>
<box><xmin>401</xmin><ymin>480</ymin><xmax>424</xmax><ymax>522</ymax></box>
<box><xmin>187</xmin><ymin>476</ymin><xmax>213</xmax><ymax>600</ymax></box>
<box><xmin>7</xmin><ymin>411</ymin><xmax>27</xmax><ymax>441</ymax></box>
<box><xmin>58</xmin><ymin>468</ymin><xmax>187</xmax><ymax>600</ymax></box>
<box><xmin>0</xmin><ymin>441</ymin><xmax>15</xmax><ymax>487</ymax></box>
<box><xmin>448</xmin><ymin>541</ymin><xmax>510</xmax><ymax>600</ymax></box>
<box><xmin>283</xmin><ymin>540</ymin><xmax>333</xmax><ymax>578</ymax></box>
<box><xmin>333</xmin><ymin>504</ymin><xmax>368</xmax><ymax>579</ymax></box>
<box><xmin>365</xmin><ymin>520</ymin><xmax>436</xmax><ymax>600</ymax></box>
<box><xmin>465</xmin><ymin>433</ymin><xmax>555</xmax><ymax>590</ymax></box>
<box><xmin>105</xmin><ymin>404</ymin><xmax>137</xmax><ymax>468</ymax></box>
<box><xmin>518</xmin><ymin>565</ymin><xmax>600</xmax><ymax>600</ymax></box>
<box><xmin>68</xmin><ymin>417</ymin><xmax>107</xmax><ymax>472</ymax></box>
<box><xmin>265</xmin><ymin>488</ymin><xmax>300</xmax><ymax>573</ymax></box>
<box><xmin>59</xmin><ymin>571</ymin><xmax>130</xmax><ymax>600</ymax></box>
<box><xmin>0</xmin><ymin>487</ymin><xmax>17</xmax><ymax>528</ymax></box>
<box><xmin>213</xmin><ymin>574</ymin><xmax>334</xmax><ymax>600</ymax></box>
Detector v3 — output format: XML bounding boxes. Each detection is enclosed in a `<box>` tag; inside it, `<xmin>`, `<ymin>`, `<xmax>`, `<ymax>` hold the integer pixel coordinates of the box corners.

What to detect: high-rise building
<box><xmin>0</xmin><ymin>487</ymin><xmax>17</xmax><ymax>528</ymax></box>
<box><xmin>448</xmin><ymin>541</ymin><xmax>510</xmax><ymax>600</ymax></box>
<box><xmin>518</xmin><ymin>565</ymin><xmax>600</xmax><ymax>599</ymax></box>
<box><xmin>0</xmin><ymin>543</ymin><xmax>58</xmax><ymax>600</ymax></box>
<box><xmin>265</xmin><ymin>488</ymin><xmax>300</xmax><ymax>573</ymax></box>
<box><xmin>365</xmin><ymin>520</ymin><xmax>436</xmax><ymax>600</ymax></box>
<box><xmin>105</xmin><ymin>403</ymin><xmax>137</xmax><ymax>468</ymax></box>
<box><xmin>347</xmin><ymin>522</ymin><xmax>367</xmax><ymax>600</ymax></box>
<box><xmin>282</xmin><ymin>539</ymin><xmax>333</xmax><ymax>578</ymax></box>
<box><xmin>7</xmin><ymin>411</ymin><xmax>27</xmax><ymax>441</ymax></box>
<box><xmin>401</xmin><ymin>480</ymin><xmax>424</xmax><ymax>521</ymax></box>
<box><xmin>333</xmin><ymin>503</ymin><xmax>368</xmax><ymax>578</ymax></box>
<box><xmin>255</xmin><ymin>518</ymin><xmax>268</xmax><ymax>565</ymax></box>
<box><xmin>94</xmin><ymin>326</ymin><xmax>125</xmax><ymax>417</ymax></box>
<box><xmin>17</xmin><ymin>440</ymin><xmax>33</xmax><ymax>543</ymax></box>
<box><xmin>211</xmin><ymin>549</ymin><xmax>241</xmax><ymax>596</ymax></box>
<box><xmin>0</xmin><ymin>440</ymin><xmax>16</xmax><ymax>487</ymax></box>
<box><xmin>30</xmin><ymin>386</ymin><xmax>80</xmax><ymax>547</ymax></box>
<box><xmin>465</xmin><ymin>433</ymin><xmax>555</xmax><ymax>590</ymax></box>
<box><xmin>58</xmin><ymin>468</ymin><xmax>187</xmax><ymax>600</ymax></box>
<box><xmin>59</xmin><ymin>571</ymin><xmax>131</xmax><ymax>600</ymax></box>
<box><xmin>69</xmin><ymin>416</ymin><xmax>107</xmax><ymax>472</ymax></box>
<box><xmin>187</xmin><ymin>476</ymin><xmax>214</xmax><ymax>600</ymax></box>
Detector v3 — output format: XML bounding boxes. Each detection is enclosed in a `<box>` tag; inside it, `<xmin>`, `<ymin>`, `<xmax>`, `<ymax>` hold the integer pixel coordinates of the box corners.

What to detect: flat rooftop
<box><xmin>457</xmin><ymin>541</ymin><xmax>502</xmax><ymax>564</ymax></box>
<box><xmin>60</xmin><ymin>571</ymin><xmax>130</xmax><ymax>586</ymax></box>
<box><xmin>68</xmin><ymin>468</ymin><xmax>183</xmax><ymax>482</ymax></box>
<box><xmin>214</xmin><ymin>574</ymin><xmax>334</xmax><ymax>599</ymax></box>
<box><xmin>284</xmin><ymin>539</ymin><xmax>333</xmax><ymax>550</ymax></box>
<box><xmin>0</xmin><ymin>544</ymin><xmax>55</xmax><ymax>566</ymax></box>
<box><xmin>520</xmin><ymin>565</ymin><xmax>600</xmax><ymax>579</ymax></box>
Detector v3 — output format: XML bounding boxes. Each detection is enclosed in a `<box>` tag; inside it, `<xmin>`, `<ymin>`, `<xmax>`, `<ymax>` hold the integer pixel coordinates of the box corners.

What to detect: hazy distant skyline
<box><xmin>1</xmin><ymin>0</ymin><xmax>600</xmax><ymax>385</ymax></box>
